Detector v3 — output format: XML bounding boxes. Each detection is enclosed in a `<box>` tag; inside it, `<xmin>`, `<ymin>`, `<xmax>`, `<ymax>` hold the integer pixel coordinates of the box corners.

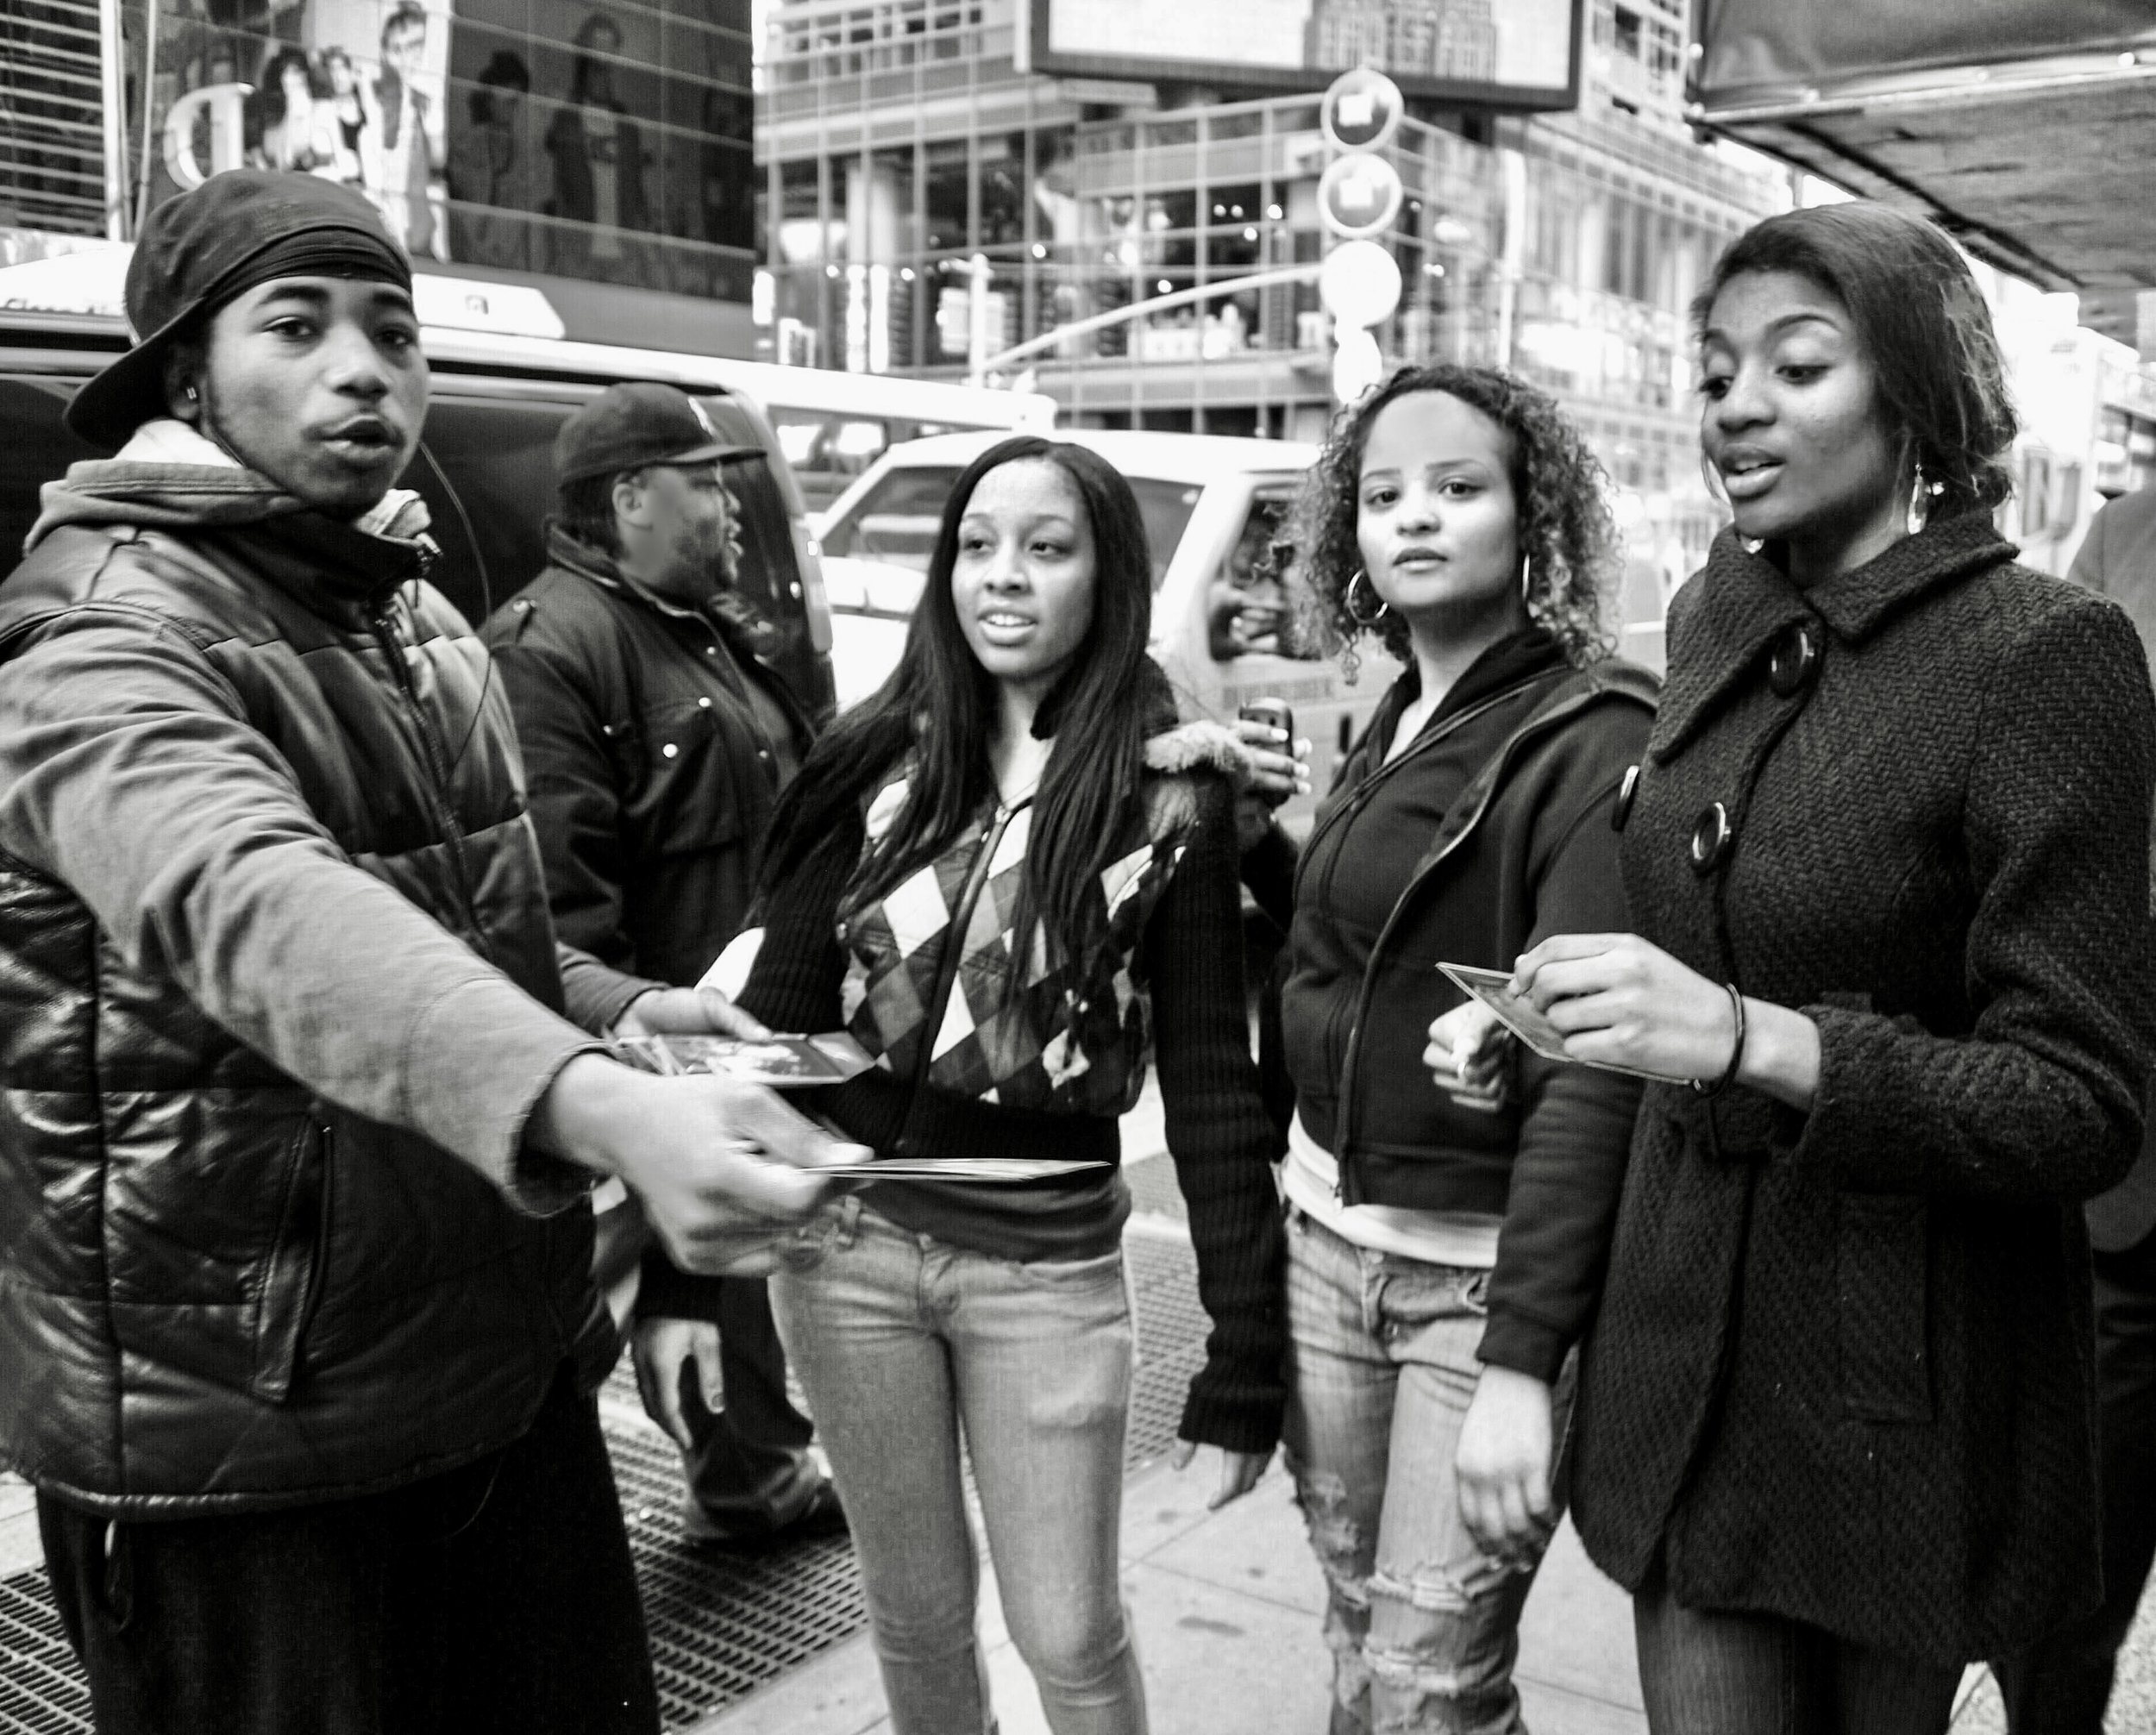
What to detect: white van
<box><xmin>814</xmin><ymin>429</ymin><xmax>1405</xmax><ymax>830</ymax></box>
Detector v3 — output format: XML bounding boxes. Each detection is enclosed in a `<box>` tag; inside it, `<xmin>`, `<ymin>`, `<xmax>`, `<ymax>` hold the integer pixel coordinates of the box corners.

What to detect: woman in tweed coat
<box><xmin>1496</xmin><ymin>204</ymin><xmax>2156</xmax><ymax>1729</ymax></box>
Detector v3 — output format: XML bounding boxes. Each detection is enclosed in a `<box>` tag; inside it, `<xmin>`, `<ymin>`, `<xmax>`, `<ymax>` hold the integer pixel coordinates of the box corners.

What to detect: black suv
<box><xmin>0</xmin><ymin>307</ymin><xmax>837</xmax><ymax>718</ymax></box>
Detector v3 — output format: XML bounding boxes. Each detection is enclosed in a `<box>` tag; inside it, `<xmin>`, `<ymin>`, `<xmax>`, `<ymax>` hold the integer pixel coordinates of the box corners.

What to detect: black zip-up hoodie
<box><xmin>1248</xmin><ymin>629</ymin><xmax>1656</xmax><ymax>1380</ymax></box>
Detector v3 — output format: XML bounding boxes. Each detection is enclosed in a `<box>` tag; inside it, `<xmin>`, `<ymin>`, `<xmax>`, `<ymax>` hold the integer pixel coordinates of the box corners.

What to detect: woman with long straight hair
<box><xmin>1490</xmin><ymin>201</ymin><xmax>2156</xmax><ymax>1731</ymax></box>
<box><xmin>736</xmin><ymin>436</ymin><xmax>1287</xmax><ymax>1734</ymax></box>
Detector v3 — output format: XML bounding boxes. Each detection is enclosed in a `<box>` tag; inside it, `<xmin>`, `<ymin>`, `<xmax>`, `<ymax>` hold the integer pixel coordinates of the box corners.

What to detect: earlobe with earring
<box><xmin>1344</xmin><ymin>567</ymin><xmax>1391</xmax><ymax>627</ymax></box>
<box><xmin>1907</xmin><ymin>462</ymin><xmax>1944</xmax><ymax>536</ymax></box>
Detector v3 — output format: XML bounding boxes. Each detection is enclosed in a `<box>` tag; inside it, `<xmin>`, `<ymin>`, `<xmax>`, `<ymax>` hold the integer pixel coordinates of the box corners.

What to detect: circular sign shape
<box><xmin>1320</xmin><ymin>67</ymin><xmax>1405</xmax><ymax>153</ymax></box>
<box><xmin>1317</xmin><ymin>153</ymin><xmax>1404</xmax><ymax>241</ymax></box>
<box><xmin>1332</xmin><ymin>328</ymin><xmax>1386</xmax><ymax>404</ymax></box>
<box><xmin>1319</xmin><ymin>240</ymin><xmax>1403</xmax><ymax>329</ymax></box>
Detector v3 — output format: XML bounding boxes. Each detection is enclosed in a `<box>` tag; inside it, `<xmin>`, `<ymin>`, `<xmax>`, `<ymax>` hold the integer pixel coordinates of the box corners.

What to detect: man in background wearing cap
<box><xmin>484</xmin><ymin>382</ymin><xmax>843</xmax><ymax>1550</ymax></box>
<box><xmin>0</xmin><ymin>172</ymin><xmax>851</xmax><ymax>1733</ymax></box>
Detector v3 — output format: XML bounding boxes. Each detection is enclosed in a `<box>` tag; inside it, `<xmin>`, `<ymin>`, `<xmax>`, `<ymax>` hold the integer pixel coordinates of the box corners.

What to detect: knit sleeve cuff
<box><xmin>1476</xmin><ymin>1306</ymin><xmax>1569</xmax><ymax>1385</ymax></box>
<box><xmin>1177</xmin><ymin>1357</ymin><xmax>1286</xmax><ymax>1456</ymax></box>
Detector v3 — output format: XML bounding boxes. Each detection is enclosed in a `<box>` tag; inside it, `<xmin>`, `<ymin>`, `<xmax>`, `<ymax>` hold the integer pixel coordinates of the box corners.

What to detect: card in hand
<box><xmin>1437</xmin><ymin>963</ymin><xmax>1668</xmax><ymax>1082</ymax></box>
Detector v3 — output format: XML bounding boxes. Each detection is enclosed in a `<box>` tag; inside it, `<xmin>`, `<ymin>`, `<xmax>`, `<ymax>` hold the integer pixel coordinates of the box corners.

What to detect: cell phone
<box><xmin>1238</xmin><ymin>698</ymin><xmax>1294</xmax><ymax>742</ymax></box>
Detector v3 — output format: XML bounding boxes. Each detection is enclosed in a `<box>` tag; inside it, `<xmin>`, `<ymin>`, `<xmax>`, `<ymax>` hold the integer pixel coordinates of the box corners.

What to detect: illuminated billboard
<box><xmin>123</xmin><ymin>0</ymin><xmax>754</xmax><ymax>300</ymax></box>
<box><xmin>1022</xmin><ymin>0</ymin><xmax>1582</xmax><ymax>109</ymax></box>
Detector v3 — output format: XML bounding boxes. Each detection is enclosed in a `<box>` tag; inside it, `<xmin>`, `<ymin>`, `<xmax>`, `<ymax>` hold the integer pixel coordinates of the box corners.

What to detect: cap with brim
<box><xmin>68</xmin><ymin>171</ymin><xmax>413</xmax><ymax>451</ymax></box>
<box><xmin>555</xmin><ymin>381</ymin><xmax>761</xmax><ymax>485</ymax></box>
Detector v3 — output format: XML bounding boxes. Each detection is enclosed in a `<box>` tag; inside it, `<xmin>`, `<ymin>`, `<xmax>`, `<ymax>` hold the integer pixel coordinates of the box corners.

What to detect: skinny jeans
<box><xmin>770</xmin><ymin>1196</ymin><xmax>1146</xmax><ymax>1735</ymax></box>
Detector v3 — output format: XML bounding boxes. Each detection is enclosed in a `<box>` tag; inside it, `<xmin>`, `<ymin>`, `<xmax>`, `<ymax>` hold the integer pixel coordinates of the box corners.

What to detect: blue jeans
<box><xmin>1282</xmin><ymin>1206</ymin><xmax>1564</xmax><ymax>1735</ymax></box>
<box><xmin>770</xmin><ymin>1198</ymin><xmax>1146</xmax><ymax>1735</ymax></box>
<box><xmin>1633</xmin><ymin>1569</ymin><xmax>1960</xmax><ymax>1735</ymax></box>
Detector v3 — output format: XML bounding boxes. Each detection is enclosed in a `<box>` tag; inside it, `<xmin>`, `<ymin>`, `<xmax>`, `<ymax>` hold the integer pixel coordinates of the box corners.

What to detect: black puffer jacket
<box><xmin>1574</xmin><ymin>514</ymin><xmax>2156</xmax><ymax>1663</ymax></box>
<box><xmin>0</xmin><ymin>463</ymin><xmax>612</xmax><ymax>1516</ymax></box>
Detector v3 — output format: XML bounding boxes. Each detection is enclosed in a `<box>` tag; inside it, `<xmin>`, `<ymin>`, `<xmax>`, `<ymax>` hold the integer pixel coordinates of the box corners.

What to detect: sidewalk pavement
<box><xmin>694</xmin><ymin>1427</ymin><xmax>1646</xmax><ymax>1735</ymax></box>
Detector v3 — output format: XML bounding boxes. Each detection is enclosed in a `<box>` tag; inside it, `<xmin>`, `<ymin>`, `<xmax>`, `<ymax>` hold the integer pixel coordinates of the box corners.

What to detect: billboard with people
<box><xmin>1022</xmin><ymin>0</ymin><xmax>1582</xmax><ymax>108</ymax></box>
<box><xmin>128</xmin><ymin>0</ymin><xmax>754</xmax><ymax>299</ymax></box>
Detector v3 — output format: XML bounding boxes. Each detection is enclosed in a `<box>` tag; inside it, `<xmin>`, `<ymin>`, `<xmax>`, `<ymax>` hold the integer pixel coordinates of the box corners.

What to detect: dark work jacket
<box><xmin>483</xmin><ymin>527</ymin><xmax>818</xmax><ymax>1014</ymax></box>
<box><xmin>1572</xmin><ymin>514</ymin><xmax>2156</xmax><ymax>1664</ymax></box>
<box><xmin>1254</xmin><ymin>631</ymin><xmax>1657</xmax><ymax>1381</ymax></box>
<box><xmin>2065</xmin><ymin>485</ymin><xmax>2156</xmax><ymax>1253</ymax></box>
<box><xmin>0</xmin><ymin>488</ymin><xmax>613</xmax><ymax>1516</ymax></box>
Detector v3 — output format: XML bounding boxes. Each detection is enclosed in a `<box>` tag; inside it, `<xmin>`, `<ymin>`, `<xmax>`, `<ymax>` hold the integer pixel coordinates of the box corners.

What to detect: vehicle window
<box><xmin>1130</xmin><ymin>479</ymin><xmax>1204</xmax><ymax>592</ymax></box>
<box><xmin>770</xmin><ymin>410</ymin><xmax>897</xmax><ymax>513</ymax></box>
<box><xmin>819</xmin><ymin>465</ymin><xmax>962</xmax><ymax>571</ymax></box>
<box><xmin>823</xmin><ymin>464</ymin><xmax>1202</xmax><ymax>593</ymax></box>
<box><xmin>1207</xmin><ymin>480</ymin><xmax>1311</xmax><ymax>662</ymax></box>
<box><xmin>399</xmin><ymin>397</ymin><xmax>566</xmax><ymax>625</ymax></box>
<box><xmin>0</xmin><ymin>375</ymin><xmax>103</xmax><ymax>562</ymax></box>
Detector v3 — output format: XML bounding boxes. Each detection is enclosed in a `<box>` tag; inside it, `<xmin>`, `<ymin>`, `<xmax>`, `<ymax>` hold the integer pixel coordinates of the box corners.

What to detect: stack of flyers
<box><xmin>611</xmin><ymin>1031</ymin><xmax>876</xmax><ymax>1087</ymax></box>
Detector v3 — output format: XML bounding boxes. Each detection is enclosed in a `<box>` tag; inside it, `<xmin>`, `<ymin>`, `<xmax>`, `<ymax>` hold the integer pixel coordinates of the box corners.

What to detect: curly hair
<box><xmin>1286</xmin><ymin>364</ymin><xmax>1618</xmax><ymax>672</ymax></box>
<box><xmin>1695</xmin><ymin>202</ymin><xmax>2016</xmax><ymax>517</ymax></box>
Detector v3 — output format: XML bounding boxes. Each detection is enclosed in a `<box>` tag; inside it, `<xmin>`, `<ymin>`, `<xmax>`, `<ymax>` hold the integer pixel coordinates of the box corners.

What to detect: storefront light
<box><xmin>1031</xmin><ymin>242</ymin><xmax>1048</xmax><ymax>259</ymax></box>
<box><xmin>1267</xmin><ymin>204</ymin><xmax>1285</xmax><ymax>220</ymax></box>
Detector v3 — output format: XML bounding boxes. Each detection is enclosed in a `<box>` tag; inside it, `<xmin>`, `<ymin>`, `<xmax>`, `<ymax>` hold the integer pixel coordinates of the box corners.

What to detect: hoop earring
<box><xmin>1344</xmin><ymin>567</ymin><xmax>1391</xmax><ymax>627</ymax></box>
<box><xmin>1907</xmin><ymin>462</ymin><xmax>1943</xmax><ymax>536</ymax></box>
<box><xmin>1520</xmin><ymin>552</ymin><xmax>1533</xmax><ymax>602</ymax></box>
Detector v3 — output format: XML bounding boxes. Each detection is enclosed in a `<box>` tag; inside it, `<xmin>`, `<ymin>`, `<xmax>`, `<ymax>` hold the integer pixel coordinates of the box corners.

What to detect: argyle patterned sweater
<box><xmin>738</xmin><ymin>727</ymin><xmax>1288</xmax><ymax>1454</ymax></box>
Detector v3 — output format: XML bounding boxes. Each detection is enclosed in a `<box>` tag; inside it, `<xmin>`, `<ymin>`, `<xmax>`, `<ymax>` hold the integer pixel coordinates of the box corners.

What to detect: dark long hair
<box><xmin>1695</xmin><ymin>202</ymin><xmax>2017</xmax><ymax>516</ymax></box>
<box><xmin>1289</xmin><ymin>363</ymin><xmax>1618</xmax><ymax>668</ymax></box>
<box><xmin>762</xmin><ymin>435</ymin><xmax>1163</xmax><ymax>972</ymax></box>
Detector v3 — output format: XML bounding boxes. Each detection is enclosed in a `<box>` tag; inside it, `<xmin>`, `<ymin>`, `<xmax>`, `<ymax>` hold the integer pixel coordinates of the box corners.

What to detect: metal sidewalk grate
<box><xmin>0</xmin><ymin>1227</ymin><xmax>1210</xmax><ymax>1732</ymax></box>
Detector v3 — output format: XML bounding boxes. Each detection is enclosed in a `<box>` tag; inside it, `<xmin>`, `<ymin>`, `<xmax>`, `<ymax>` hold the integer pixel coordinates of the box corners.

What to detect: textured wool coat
<box><xmin>1570</xmin><ymin>511</ymin><xmax>2156</xmax><ymax>1665</ymax></box>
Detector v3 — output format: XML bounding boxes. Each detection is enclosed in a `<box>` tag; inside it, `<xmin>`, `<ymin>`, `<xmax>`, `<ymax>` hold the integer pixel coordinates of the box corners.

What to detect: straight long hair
<box><xmin>761</xmin><ymin>436</ymin><xmax>1163</xmax><ymax>972</ymax></box>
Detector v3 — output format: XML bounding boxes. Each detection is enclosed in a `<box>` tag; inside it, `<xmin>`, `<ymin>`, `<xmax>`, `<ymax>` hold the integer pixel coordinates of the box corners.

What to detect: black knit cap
<box><xmin>67</xmin><ymin>171</ymin><xmax>413</xmax><ymax>450</ymax></box>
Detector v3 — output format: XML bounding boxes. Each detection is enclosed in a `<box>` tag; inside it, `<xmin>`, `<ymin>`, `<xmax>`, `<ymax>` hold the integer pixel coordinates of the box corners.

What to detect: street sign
<box><xmin>1317</xmin><ymin>155</ymin><xmax>1404</xmax><ymax>241</ymax></box>
<box><xmin>1320</xmin><ymin>68</ymin><xmax>1405</xmax><ymax>154</ymax></box>
<box><xmin>1319</xmin><ymin>240</ymin><xmax>1403</xmax><ymax>329</ymax></box>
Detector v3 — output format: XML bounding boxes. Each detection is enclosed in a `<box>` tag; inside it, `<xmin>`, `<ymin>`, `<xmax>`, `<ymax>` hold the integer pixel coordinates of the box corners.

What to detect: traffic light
<box><xmin>1317</xmin><ymin>69</ymin><xmax>1406</xmax><ymax>403</ymax></box>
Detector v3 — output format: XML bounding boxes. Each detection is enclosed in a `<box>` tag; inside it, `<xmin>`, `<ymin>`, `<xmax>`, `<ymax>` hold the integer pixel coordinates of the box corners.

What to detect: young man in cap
<box><xmin>485</xmin><ymin>382</ymin><xmax>844</xmax><ymax>1548</ymax></box>
<box><xmin>0</xmin><ymin>171</ymin><xmax>855</xmax><ymax>1733</ymax></box>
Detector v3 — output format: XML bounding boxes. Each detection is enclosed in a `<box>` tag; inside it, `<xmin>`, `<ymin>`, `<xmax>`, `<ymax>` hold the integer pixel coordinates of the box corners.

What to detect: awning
<box><xmin>1692</xmin><ymin>0</ymin><xmax>2156</xmax><ymax>293</ymax></box>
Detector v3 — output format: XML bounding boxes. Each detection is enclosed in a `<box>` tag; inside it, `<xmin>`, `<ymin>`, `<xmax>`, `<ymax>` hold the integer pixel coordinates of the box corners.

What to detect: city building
<box><xmin>759</xmin><ymin>0</ymin><xmax>1786</xmax><ymax>589</ymax></box>
<box><xmin>1</xmin><ymin>0</ymin><xmax>759</xmax><ymax>354</ymax></box>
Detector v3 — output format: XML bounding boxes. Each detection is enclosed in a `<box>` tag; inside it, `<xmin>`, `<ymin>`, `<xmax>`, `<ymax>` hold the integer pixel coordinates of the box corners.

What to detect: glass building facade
<box><xmin>22</xmin><ymin>0</ymin><xmax>756</xmax><ymax>310</ymax></box>
<box><xmin>759</xmin><ymin>0</ymin><xmax>1782</xmax><ymax>583</ymax></box>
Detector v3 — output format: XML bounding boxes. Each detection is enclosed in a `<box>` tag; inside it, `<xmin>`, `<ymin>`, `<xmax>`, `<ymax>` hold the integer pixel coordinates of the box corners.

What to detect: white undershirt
<box><xmin>1282</xmin><ymin>1110</ymin><xmax>1503</xmax><ymax>1268</ymax></box>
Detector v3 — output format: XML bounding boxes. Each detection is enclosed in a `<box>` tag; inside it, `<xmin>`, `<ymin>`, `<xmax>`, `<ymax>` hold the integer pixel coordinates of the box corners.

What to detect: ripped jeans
<box><xmin>1282</xmin><ymin>1207</ymin><xmax>1569</xmax><ymax>1735</ymax></box>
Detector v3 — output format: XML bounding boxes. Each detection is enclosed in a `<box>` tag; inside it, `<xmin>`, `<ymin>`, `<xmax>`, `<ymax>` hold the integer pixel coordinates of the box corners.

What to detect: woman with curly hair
<box><xmin>1239</xmin><ymin>363</ymin><xmax>1657</xmax><ymax>1733</ymax></box>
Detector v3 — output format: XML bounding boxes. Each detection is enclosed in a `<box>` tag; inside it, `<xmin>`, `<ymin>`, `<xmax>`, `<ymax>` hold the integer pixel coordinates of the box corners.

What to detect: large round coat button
<box><xmin>1769</xmin><ymin>623</ymin><xmax>1820</xmax><ymax>696</ymax></box>
<box><xmin>1613</xmin><ymin>763</ymin><xmax>1641</xmax><ymax>832</ymax></box>
<box><xmin>1690</xmin><ymin>801</ymin><xmax>1733</xmax><ymax>875</ymax></box>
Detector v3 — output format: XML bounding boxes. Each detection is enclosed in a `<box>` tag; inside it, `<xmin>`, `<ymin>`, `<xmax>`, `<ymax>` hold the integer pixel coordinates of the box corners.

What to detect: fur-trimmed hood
<box><xmin>1143</xmin><ymin>718</ymin><xmax>1263</xmax><ymax>787</ymax></box>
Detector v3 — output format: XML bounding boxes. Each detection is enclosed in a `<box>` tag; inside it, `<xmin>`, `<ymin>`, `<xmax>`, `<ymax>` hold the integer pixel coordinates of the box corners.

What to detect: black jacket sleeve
<box><xmin>489</xmin><ymin>630</ymin><xmax>655</xmax><ymax>1030</ymax></box>
<box><xmin>1479</xmin><ymin>703</ymin><xmax>1653</xmax><ymax>1383</ymax></box>
<box><xmin>1151</xmin><ymin>777</ymin><xmax>1289</xmax><ymax>1455</ymax></box>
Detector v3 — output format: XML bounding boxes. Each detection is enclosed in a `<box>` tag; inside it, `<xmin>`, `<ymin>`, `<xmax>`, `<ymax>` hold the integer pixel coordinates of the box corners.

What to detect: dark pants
<box><xmin>1995</xmin><ymin>1230</ymin><xmax>2156</xmax><ymax>1733</ymax></box>
<box><xmin>594</xmin><ymin>1196</ymin><xmax>821</xmax><ymax>1540</ymax></box>
<box><xmin>39</xmin><ymin>1364</ymin><xmax>660</xmax><ymax>1735</ymax></box>
<box><xmin>680</xmin><ymin>1275</ymin><xmax>822</xmax><ymax>1540</ymax></box>
<box><xmin>1633</xmin><ymin>1569</ymin><xmax>1960</xmax><ymax>1735</ymax></box>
